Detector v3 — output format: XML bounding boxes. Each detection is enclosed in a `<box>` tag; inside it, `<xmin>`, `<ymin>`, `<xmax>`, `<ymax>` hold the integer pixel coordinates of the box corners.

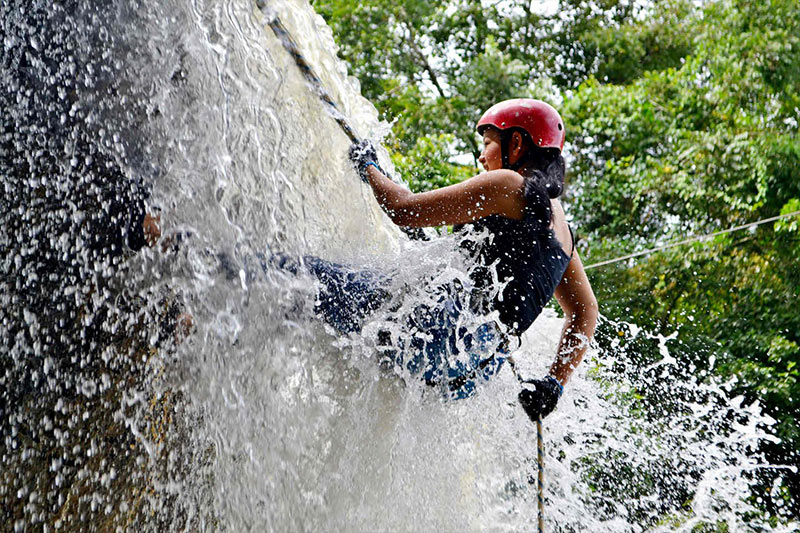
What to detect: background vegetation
<box><xmin>312</xmin><ymin>0</ymin><xmax>799</xmax><ymax>523</ymax></box>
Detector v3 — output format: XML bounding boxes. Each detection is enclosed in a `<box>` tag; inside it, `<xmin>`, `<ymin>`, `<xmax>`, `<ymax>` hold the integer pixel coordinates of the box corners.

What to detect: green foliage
<box><xmin>389</xmin><ymin>133</ymin><xmax>474</xmax><ymax>192</ymax></box>
<box><xmin>313</xmin><ymin>0</ymin><xmax>695</xmax><ymax>159</ymax></box>
<box><xmin>316</xmin><ymin>0</ymin><xmax>800</xmax><ymax>519</ymax></box>
<box><xmin>562</xmin><ymin>0</ymin><xmax>800</xmax><ymax>516</ymax></box>
<box><xmin>691</xmin><ymin>522</ymin><xmax>730</xmax><ymax>533</ymax></box>
<box><xmin>547</xmin><ymin>0</ymin><xmax>696</xmax><ymax>87</ymax></box>
<box><xmin>775</xmin><ymin>198</ymin><xmax>800</xmax><ymax>233</ymax></box>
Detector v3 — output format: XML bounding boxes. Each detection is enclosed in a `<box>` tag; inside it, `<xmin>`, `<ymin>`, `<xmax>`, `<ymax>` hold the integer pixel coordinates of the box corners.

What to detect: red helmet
<box><xmin>476</xmin><ymin>99</ymin><xmax>565</xmax><ymax>151</ymax></box>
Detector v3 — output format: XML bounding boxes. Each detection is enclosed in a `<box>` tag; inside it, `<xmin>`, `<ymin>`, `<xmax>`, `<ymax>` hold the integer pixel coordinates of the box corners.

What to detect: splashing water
<box><xmin>1</xmin><ymin>0</ymin><xmax>796</xmax><ymax>531</ymax></box>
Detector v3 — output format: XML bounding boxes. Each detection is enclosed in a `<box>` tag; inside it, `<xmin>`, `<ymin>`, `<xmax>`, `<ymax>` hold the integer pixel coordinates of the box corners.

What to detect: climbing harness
<box><xmin>585</xmin><ymin>209</ymin><xmax>800</xmax><ymax>270</ymax></box>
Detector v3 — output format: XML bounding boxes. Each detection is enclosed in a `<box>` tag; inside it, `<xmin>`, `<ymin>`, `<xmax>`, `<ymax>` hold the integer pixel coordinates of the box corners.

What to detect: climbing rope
<box><xmin>537</xmin><ymin>416</ymin><xmax>545</xmax><ymax>533</ymax></box>
<box><xmin>261</xmin><ymin>3</ymin><xmax>432</xmax><ymax>241</ymax></box>
<box><xmin>507</xmin><ymin>359</ymin><xmax>547</xmax><ymax>531</ymax></box>
<box><xmin>257</xmin><ymin>1</ymin><xmax>360</xmax><ymax>143</ymax></box>
<box><xmin>584</xmin><ymin>209</ymin><xmax>800</xmax><ymax>270</ymax></box>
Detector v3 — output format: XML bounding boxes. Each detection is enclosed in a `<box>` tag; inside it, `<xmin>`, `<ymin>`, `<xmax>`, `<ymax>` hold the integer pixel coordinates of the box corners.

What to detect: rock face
<box><xmin>1</xmin><ymin>3</ymin><xmax>198</xmax><ymax>528</ymax></box>
<box><xmin>1</xmin><ymin>0</ymin><xmax>401</xmax><ymax>529</ymax></box>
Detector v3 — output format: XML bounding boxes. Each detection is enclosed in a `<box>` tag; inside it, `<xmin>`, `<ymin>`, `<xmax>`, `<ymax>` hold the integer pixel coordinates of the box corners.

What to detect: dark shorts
<box><xmin>377</xmin><ymin>293</ymin><xmax>508</xmax><ymax>400</ymax></box>
<box><xmin>259</xmin><ymin>252</ymin><xmax>508</xmax><ymax>400</ymax></box>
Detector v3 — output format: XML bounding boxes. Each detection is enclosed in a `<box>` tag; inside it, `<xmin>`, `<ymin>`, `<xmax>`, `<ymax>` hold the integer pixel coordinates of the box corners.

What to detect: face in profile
<box><xmin>479</xmin><ymin>128</ymin><xmax>503</xmax><ymax>171</ymax></box>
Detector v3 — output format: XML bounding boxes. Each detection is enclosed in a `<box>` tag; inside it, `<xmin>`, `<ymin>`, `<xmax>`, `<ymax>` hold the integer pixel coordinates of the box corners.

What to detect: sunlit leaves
<box><xmin>775</xmin><ymin>199</ymin><xmax>800</xmax><ymax>233</ymax></box>
<box><xmin>389</xmin><ymin>133</ymin><xmax>474</xmax><ymax>192</ymax></box>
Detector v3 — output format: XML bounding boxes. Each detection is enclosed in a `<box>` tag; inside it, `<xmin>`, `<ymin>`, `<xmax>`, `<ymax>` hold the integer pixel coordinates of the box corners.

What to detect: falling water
<box><xmin>2</xmin><ymin>0</ymin><xmax>796</xmax><ymax>531</ymax></box>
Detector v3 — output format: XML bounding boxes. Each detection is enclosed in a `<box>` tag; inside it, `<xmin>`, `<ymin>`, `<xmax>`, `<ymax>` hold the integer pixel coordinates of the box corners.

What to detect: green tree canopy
<box><xmin>315</xmin><ymin>0</ymin><xmax>800</xmax><ymax>519</ymax></box>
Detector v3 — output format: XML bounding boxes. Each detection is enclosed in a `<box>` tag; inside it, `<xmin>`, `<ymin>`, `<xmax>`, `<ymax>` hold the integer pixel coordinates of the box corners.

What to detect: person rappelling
<box><xmin>346</xmin><ymin>99</ymin><xmax>598</xmax><ymax>419</ymax></box>
<box><xmin>265</xmin><ymin>7</ymin><xmax>595</xmax><ymax>418</ymax></box>
<box><xmin>266</xmin><ymin>99</ymin><xmax>596</xmax><ymax>423</ymax></box>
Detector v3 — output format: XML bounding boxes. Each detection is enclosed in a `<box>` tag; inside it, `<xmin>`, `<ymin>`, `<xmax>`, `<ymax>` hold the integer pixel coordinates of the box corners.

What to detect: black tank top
<box><xmin>457</xmin><ymin>183</ymin><xmax>572</xmax><ymax>338</ymax></box>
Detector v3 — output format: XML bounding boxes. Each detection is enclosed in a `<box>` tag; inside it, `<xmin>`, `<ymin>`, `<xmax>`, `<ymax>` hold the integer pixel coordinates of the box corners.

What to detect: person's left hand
<box><xmin>348</xmin><ymin>140</ymin><xmax>381</xmax><ymax>182</ymax></box>
<box><xmin>518</xmin><ymin>376</ymin><xmax>563</xmax><ymax>421</ymax></box>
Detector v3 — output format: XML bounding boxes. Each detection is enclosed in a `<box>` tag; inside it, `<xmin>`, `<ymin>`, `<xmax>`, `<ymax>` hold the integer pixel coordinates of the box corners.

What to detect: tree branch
<box><xmin>398</xmin><ymin>9</ymin><xmax>447</xmax><ymax>98</ymax></box>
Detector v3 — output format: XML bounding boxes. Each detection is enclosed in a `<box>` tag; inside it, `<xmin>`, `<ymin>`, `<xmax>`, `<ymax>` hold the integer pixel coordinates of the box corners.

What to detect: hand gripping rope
<box><xmin>508</xmin><ymin>359</ymin><xmax>547</xmax><ymax>531</ymax></box>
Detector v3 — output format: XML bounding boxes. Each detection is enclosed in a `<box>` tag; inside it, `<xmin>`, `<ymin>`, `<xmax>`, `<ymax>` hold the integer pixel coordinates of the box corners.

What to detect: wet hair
<box><xmin>499</xmin><ymin>128</ymin><xmax>565</xmax><ymax>228</ymax></box>
<box><xmin>500</xmin><ymin>128</ymin><xmax>565</xmax><ymax>198</ymax></box>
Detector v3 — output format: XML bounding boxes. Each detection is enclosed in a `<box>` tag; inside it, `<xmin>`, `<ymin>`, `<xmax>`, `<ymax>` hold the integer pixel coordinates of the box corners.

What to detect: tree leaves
<box><xmin>317</xmin><ymin>0</ymin><xmax>800</xmax><ymax>515</ymax></box>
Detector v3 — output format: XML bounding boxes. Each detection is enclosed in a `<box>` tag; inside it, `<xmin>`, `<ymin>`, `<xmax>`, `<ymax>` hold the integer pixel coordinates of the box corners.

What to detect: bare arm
<box><xmin>364</xmin><ymin>165</ymin><xmax>526</xmax><ymax>227</ymax></box>
<box><xmin>551</xmin><ymin>251</ymin><xmax>598</xmax><ymax>386</ymax></box>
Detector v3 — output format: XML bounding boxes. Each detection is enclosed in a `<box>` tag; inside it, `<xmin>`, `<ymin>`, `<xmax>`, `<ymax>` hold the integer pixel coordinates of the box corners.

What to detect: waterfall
<box><xmin>2</xmin><ymin>0</ymin><xmax>794</xmax><ymax>531</ymax></box>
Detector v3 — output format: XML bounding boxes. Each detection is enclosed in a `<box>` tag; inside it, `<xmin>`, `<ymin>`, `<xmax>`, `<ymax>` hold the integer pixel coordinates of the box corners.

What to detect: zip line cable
<box><xmin>584</xmin><ymin>210</ymin><xmax>800</xmax><ymax>270</ymax></box>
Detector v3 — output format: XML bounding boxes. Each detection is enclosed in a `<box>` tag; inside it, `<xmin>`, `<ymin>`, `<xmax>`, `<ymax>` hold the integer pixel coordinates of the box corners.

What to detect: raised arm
<box><xmin>364</xmin><ymin>164</ymin><xmax>527</xmax><ymax>227</ymax></box>
<box><xmin>551</xmin><ymin>251</ymin><xmax>598</xmax><ymax>385</ymax></box>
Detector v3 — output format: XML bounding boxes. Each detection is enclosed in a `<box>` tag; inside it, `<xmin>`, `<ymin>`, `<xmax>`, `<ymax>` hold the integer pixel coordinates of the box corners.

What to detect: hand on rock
<box><xmin>142</xmin><ymin>212</ymin><xmax>161</xmax><ymax>247</ymax></box>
